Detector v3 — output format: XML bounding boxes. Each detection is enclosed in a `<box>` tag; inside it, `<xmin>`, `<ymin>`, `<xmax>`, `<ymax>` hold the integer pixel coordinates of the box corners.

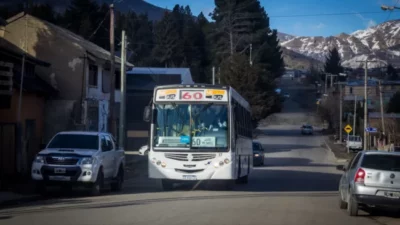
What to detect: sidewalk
<box><xmin>324</xmin><ymin>136</ymin><xmax>355</xmax><ymax>162</ymax></box>
<box><xmin>0</xmin><ymin>152</ymin><xmax>148</xmax><ymax>208</ymax></box>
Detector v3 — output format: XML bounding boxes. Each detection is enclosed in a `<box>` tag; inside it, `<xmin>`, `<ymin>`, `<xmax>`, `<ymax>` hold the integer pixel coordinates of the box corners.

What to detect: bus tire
<box><xmin>237</xmin><ymin>175</ymin><xmax>248</xmax><ymax>184</ymax></box>
<box><xmin>161</xmin><ymin>179</ymin><xmax>174</xmax><ymax>191</ymax></box>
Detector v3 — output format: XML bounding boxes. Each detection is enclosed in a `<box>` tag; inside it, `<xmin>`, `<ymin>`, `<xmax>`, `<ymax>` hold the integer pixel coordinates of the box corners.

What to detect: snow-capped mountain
<box><xmin>279</xmin><ymin>20</ymin><xmax>400</xmax><ymax>68</ymax></box>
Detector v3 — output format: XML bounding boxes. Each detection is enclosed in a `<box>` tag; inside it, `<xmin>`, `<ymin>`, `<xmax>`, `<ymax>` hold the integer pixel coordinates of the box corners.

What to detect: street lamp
<box><xmin>381</xmin><ymin>5</ymin><xmax>400</xmax><ymax>11</ymax></box>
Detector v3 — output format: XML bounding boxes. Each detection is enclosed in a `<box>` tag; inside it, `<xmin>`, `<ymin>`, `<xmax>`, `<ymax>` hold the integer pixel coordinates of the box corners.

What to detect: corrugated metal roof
<box><xmin>6</xmin><ymin>13</ymin><xmax>133</xmax><ymax>67</ymax></box>
<box><xmin>127</xmin><ymin>67</ymin><xmax>194</xmax><ymax>84</ymax></box>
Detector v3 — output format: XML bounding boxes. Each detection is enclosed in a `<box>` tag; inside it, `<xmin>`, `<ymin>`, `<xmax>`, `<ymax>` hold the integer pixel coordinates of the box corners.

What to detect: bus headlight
<box><xmin>224</xmin><ymin>159</ymin><xmax>230</xmax><ymax>164</ymax></box>
<box><xmin>156</xmin><ymin>161</ymin><xmax>161</xmax><ymax>166</ymax></box>
<box><xmin>214</xmin><ymin>162</ymin><xmax>219</xmax><ymax>168</ymax></box>
<box><xmin>219</xmin><ymin>161</ymin><xmax>224</xmax><ymax>166</ymax></box>
<box><xmin>161</xmin><ymin>162</ymin><xmax>166</xmax><ymax>168</ymax></box>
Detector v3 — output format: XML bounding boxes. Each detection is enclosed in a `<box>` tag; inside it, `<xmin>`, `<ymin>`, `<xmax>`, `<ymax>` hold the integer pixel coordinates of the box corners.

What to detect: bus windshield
<box><xmin>153</xmin><ymin>103</ymin><xmax>228</xmax><ymax>150</ymax></box>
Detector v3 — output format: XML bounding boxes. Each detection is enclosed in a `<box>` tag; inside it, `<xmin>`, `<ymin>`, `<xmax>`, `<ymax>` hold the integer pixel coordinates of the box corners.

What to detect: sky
<box><xmin>145</xmin><ymin>0</ymin><xmax>400</xmax><ymax>37</ymax></box>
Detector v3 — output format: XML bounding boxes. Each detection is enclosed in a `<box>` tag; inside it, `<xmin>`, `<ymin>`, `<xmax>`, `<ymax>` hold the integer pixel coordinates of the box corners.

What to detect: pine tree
<box><xmin>220</xmin><ymin>54</ymin><xmax>276</xmax><ymax>126</ymax></box>
<box><xmin>212</xmin><ymin>0</ymin><xmax>283</xmax><ymax>83</ymax></box>
<box><xmin>387</xmin><ymin>91</ymin><xmax>400</xmax><ymax>113</ymax></box>
<box><xmin>62</xmin><ymin>0</ymin><xmax>100</xmax><ymax>39</ymax></box>
<box><xmin>324</xmin><ymin>47</ymin><xmax>344</xmax><ymax>75</ymax></box>
<box><xmin>152</xmin><ymin>11</ymin><xmax>183</xmax><ymax>67</ymax></box>
<box><xmin>387</xmin><ymin>64</ymin><xmax>398</xmax><ymax>81</ymax></box>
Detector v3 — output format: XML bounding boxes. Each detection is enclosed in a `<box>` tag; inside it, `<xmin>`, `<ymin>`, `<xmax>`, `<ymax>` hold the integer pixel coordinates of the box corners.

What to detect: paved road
<box><xmin>0</xmin><ymin>78</ymin><xmax>398</xmax><ymax>225</ymax></box>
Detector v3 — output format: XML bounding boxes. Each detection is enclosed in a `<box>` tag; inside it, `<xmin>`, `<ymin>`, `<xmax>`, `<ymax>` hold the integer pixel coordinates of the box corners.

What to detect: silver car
<box><xmin>337</xmin><ymin>151</ymin><xmax>400</xmax><ymax>216</ymax></box>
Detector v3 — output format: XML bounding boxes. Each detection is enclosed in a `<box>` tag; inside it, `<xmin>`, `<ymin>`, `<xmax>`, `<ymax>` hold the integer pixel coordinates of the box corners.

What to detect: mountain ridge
<box><xmin>278</xmin><ymin>19</ymin><xmax>400</xmax><ymax>68</ymax></box>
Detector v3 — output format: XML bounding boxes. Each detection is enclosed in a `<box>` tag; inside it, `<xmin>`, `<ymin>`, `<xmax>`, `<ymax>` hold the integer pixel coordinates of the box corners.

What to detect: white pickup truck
<box><xmin>346</xmin><ymin>135</ymin><xmax>363</xmax><ymax>152</ymax></box>
<box><xmin>31</xmin><ymin>131</ymin><xmax>125</xmax><ymax>195</ymax></box>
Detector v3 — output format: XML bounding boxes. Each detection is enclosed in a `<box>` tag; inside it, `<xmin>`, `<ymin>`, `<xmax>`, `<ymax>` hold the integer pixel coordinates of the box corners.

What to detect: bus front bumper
<box><xmin>148</xmin><ymin>161</ymin><xmax>235</xmax><ymax>180</ymax></box>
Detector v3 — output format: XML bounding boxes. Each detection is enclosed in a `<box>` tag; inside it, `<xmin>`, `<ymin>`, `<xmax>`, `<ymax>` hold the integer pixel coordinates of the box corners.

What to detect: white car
<box><xmin>31</xmin><ymin>131</ymin><xmax>125</xmax><ymax>195</ymax></box>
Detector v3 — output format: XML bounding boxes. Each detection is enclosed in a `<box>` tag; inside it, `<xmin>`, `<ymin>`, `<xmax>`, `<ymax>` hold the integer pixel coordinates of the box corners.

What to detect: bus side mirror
<box><xmin>143</xmin><ymin>106</ymin><xmax>151</xmax><ymax>122</ymax></box>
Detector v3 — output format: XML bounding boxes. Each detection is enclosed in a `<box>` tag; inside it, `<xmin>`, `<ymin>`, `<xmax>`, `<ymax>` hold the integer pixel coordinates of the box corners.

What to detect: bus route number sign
<box><xmin>180</xmin><ymin>90</ymin><xmax>204</xmax><ymax>100</ymax></box>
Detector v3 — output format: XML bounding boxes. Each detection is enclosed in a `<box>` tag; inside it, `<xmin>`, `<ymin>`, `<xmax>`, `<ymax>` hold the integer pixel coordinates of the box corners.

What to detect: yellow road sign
<box><xmin>344</xmin><ymin>124</ymin><xmax>352</xmax><ymax>134</ymax></box>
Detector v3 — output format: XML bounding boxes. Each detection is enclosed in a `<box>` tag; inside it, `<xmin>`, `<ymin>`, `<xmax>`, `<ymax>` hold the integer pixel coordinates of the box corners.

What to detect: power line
<box><xmin>89</xmin><ymin>10</ymin><xmax>110</xmax><ymax>41</ymax></box>
<box><xmin>270</xmin><ymin>11</ymin><xmax>394</xmax><ymax>18</ymax></box>
<box><xmin>385</xmin><ymin>0</ymin><xmax>400</xmax><ymax>21</ymax></box>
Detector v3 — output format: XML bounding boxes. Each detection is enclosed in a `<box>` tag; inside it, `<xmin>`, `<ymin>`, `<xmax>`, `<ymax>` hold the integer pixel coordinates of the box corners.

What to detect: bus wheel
<box><xmin>237</xmin><ymin>175</ymin><xmax>248</xmax><ymax>184</ymax></box>
<box><xmin>224</xmin><ymin>180</ymin><xmax>234</xmax><ymax>190</ymax></box>
<box><xmin>161</xmin><ymin>179</ymin><xmax>174</xmax><ymax>191</ymax></box>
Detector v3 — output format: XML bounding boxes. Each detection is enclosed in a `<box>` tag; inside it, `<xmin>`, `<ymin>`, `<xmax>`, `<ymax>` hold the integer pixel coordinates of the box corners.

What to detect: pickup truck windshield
<box><xmin>47</xmin><ymin>134</ymin><xmax>99</xmax><ymax>150</ymax></box>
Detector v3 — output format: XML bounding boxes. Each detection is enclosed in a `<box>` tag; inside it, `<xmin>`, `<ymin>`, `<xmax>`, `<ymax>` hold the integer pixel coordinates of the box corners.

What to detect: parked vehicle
<box><xmin>346</xmin><ymin>135</ymin><xmax>362</xmax><ymax>152</ymax></box>
<box><xmin>253</xmin><ymin>141</ymin><xmax>265</xmax><ymax>166</ymax></box>
<box><xmin>337</xmin><ymin>151</ymin><xmax>400</xmax><ymax>216</ymax></box>
<box><xmin>301</xmin><ymin>125</ymin><xmax>313</xmax><ymax>135</ymax></box>
<box><xmin>31</xmin><ymin>131</ymin><xmax>125</xmax><ymax>195</ymax></box>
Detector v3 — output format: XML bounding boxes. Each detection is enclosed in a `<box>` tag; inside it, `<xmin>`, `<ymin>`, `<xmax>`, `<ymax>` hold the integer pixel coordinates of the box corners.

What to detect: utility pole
<box><xmin>249</xmin><ymin>43</ymin><xmax>253</xmax><ymax>66</ymax></box>
<box><xmin>118</xmin><ymin>30</ymin><xmax>127</xmax><ymax>149</ymax></box>
<box><xmin>357</xmin><ymin>60</ymin><xmax>378</xmax><ymax>149</ymax></box>
<box><xmin>212</xmin><ymin>66</ymin><xmax>215</xmax><ymax>85</ymax></box>
<box><xmin>108</xmin><ymin>4</ymin><xmax>116</xmax><ymax>137</ymax></box>
<box><xmin>324</xmin><ymin>73</ymin><xmax>328</xmax><ymax>94</ymax></box>
<box><xmin>217</xmin><ymin>67</ymin><xmax>221</xmax><ymax>84</ymax></box>
<box><xmin>353</xmin><ymin>95</ymin><xmax>357</xmax><ymax>136</ymax></box>
<box><xmin>16</xmin><ymin>12</ymin><xmax>28</xmax><ymax>173</ymax></box>
<box><xmin>339</xmin><ymin>83</ymin><xmax>343</xmax><ymax>142</ymax></box>
<box><xmin>379</xmin><ymin>80</ymin><xmax>385</xmax><ymax>135</ymax></box>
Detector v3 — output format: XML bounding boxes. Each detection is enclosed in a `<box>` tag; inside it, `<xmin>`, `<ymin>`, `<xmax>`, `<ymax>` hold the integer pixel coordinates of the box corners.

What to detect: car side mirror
<box><xmin>336</xmin><ymin>165</ymin><xmax>346</xmax><ymax>171</ymax></box>
<box><xmin>143</xmin><ymin>106</ymin><xmax>151</xmax><ymax>122</ymax></box>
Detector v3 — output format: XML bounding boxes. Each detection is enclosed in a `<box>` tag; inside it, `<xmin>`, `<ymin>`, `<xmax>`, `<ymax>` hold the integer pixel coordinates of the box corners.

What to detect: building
<box><xmin>343</xmin><ymin>79</ymin><xmax>400</xmax><ymax>111</ymax></box>
<box><xmin>3</xmin><ymin>12</ymin><xmax>133</xmax><ymax>142</ymax></box>
<box><xmin>125</xmin><ymin>67</ymin><xmax>194</xmax><ymax>150</ymax></box>
<box><xmin>0</xmin><ymin>36</ymin><xmax>56</xmax><ymax>187</ymax></box>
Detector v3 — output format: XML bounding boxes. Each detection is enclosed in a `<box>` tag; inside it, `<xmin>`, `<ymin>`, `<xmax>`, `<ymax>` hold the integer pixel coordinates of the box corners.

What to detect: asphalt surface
<box><xmin>0</xmin><ymin>78</ymin><xmax>399</xmax><ymax>225</ymax></box>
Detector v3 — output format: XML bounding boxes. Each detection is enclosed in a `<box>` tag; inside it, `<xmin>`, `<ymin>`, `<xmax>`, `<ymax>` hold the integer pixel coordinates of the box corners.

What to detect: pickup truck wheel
<box><xmin>90</xmin><ymin>170</ymin><xmax>104</xmax><ymax>196</ymax></box>
<box><xmin>111</xmin><ymin>166</ymin><xmax>124</xmax><ymax>192</ymax></box>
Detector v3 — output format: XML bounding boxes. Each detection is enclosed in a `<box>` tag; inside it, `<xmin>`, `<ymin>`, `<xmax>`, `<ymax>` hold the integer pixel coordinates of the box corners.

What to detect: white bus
<box><xmin>143</xmin><ymin>84</ymin><xmax>253</xmax><ymax>190</ymax></box>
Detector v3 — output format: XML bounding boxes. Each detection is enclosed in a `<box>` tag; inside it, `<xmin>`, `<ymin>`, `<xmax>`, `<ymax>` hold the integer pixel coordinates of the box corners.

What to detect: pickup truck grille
<box><xmin>165</xmin><ymin>153</ymin><xmax>188</xmax><ymax>161</ymax></box>
<box><xmin>46</xmin><ymin>156</ymin><xmax>79</xmax><ymax>165</ymax></box>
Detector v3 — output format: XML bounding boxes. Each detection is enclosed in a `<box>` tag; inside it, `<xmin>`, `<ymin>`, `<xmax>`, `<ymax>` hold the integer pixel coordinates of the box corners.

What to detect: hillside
<box><xmin>279</xmin><ymin>20</ymin><xmax>400</xmax><ymax>68</ymax></box>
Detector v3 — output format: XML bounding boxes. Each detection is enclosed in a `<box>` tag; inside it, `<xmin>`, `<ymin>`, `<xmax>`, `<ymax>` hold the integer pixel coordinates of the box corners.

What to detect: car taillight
<box><xmin>354</xmin><ymin>168</ymin><xmax>365</xmax><ymax>184</ymax></box>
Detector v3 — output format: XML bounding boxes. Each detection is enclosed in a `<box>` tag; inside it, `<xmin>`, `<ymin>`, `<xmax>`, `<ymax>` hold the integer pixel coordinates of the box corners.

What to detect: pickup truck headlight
<box><xmin>80</xmin><ymin>157</ymin><xmax>96</xmax><ymax>165</ymax></box>
<box><xmin>34</xmin><ymin>155</ymin><xmax>45</xmax><ymax>164</ymax></box>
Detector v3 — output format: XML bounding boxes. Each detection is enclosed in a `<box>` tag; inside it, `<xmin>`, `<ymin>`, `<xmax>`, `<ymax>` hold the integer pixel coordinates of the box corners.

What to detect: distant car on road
<box><xmin>253</xmin><ymin>141</ymin><xmax>265</xmax><ymax>166</ymax></box>
<box><xmin>283</xmin><ymin>93</ymin><xmax>290</xmax><ymax>98</ymax></box>
<box><xmin>337</xmin><ymin>151</ymin><xmax>400</xmax><ymax>216</ymax></box>
<box><xmin>301</xmin><ymin>125</ymin><xmax>313</xmax><ymax>135</ymax></box>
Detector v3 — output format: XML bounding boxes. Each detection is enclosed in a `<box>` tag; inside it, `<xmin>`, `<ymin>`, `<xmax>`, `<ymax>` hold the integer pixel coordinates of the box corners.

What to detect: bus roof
<box><xmin>154</xmin><ymin>84</ymin><xmax>251</xmax><ymax>111</ymax></box>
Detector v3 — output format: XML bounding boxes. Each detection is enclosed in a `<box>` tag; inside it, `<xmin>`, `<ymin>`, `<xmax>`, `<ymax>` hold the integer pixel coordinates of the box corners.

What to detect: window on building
<box><xmin>88</xmin><ymin>64</ymin><xmax>98</xmax><ymax>87</ymax></box>
<box><xmin>349</xmin><ymin>87</ymin><xmax>353</xmax><ymax>94</ymax></box>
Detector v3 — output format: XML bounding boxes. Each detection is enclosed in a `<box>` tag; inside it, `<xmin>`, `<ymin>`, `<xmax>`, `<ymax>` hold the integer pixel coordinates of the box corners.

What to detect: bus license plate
<box><xmin>182</xmin><ymin>175</ymin><xmax>197</xmax><ymax>180</ymax></box>
<box><xmin>49</xmin><ymin>176</ymin><xmax>71</xmax><ymax>181</ymax></box>
<box><xmin>384</xmin><ymin>191</ymin><xmax>400</xmax><ymax>199</ymax></box>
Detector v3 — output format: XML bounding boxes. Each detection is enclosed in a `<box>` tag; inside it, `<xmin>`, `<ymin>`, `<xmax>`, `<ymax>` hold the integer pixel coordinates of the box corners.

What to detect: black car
<box><xmin>253</xmin><ymin>141</ymin><xmax>265</xmax><ymax>166</ymax></box>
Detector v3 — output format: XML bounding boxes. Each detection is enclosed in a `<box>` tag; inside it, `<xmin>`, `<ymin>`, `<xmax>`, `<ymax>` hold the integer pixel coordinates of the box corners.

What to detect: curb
<box><xmin>323</xmin><ymin>139</ymin><xmax>349</xmax><ymax>163</ymax></box>
<box><xmin>0</xmin><ymin>195</ymin><xmax>44</xmax><ymax>210</ymax></box>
